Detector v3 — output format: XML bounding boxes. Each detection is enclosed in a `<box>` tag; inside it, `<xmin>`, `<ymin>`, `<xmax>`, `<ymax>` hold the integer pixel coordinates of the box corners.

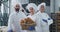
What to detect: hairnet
<box><xmin>11</xmin><ymin>1</ymin><xmax>23</xmax><ymax>12</ymax></box>
<box><xmin>26</xmin><ymin>3</ymin><xmax>38</xmax><ymax>13</ymax></box>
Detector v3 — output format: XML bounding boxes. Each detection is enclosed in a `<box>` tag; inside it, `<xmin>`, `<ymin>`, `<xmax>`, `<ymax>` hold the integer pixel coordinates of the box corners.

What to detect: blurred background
<box><xmin>0</xmin><ymin>0</ymin><xmax>60</xmax><ymax>32</ymax></box>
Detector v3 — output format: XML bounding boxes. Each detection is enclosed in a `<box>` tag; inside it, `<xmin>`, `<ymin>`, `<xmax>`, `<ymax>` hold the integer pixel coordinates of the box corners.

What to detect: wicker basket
<box><xmin>20</xmin><ymin>17</ymin><xmax>36</xmax><ymax>30</ymax></box>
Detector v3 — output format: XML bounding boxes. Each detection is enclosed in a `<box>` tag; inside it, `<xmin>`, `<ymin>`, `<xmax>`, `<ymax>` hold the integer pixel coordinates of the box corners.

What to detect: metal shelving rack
<box><xmin>51</xmin><ymin>13</ymin><xmax>60</xmax><ymax>32</ymax></box>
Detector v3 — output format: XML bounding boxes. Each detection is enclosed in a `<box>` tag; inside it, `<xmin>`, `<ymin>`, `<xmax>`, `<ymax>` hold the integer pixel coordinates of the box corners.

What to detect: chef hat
<box><xmin>26</xmin><ymin>3</ymin><xmax>38</xmax><ymax>13</ymax></box>
<box><xmin>37</xmin><ymin>2</ymin><xmax>46</xmax><ymax>11</ymax></box>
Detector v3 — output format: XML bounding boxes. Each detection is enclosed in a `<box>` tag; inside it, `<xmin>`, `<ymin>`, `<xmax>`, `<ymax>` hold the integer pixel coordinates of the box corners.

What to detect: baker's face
<box><xmin>29</xmin><ymin>7</ymin><xmax>34</xmax><ymax>14</ymax></box>
<box><xmin>15</xmin><ymin>4</ymin><xmax>20</xmax><ymax>12</ymax></box>
<box><xmin>40</xmin><ymin>5</ymin><xmax>45</xmax><ymax>12</ymax></box>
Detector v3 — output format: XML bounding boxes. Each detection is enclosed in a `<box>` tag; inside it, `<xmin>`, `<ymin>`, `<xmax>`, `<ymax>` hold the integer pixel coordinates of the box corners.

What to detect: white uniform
<box><xmin>8</xmin><ymin>11</ymin><xmax>27</xmax><ymax>32</ymax></box>
<box><xmin>26</xmin><ymin>3</ymin><xmax>37</xmax><ymax>32</ymax></box>
<box><xmin>34</xmin><ymin>2</ymin><xmax>53</xmax><ymax>32</ymax></box>
<box><xmin>38</xmin><ymin>12</ymin><xmax>53</xmax><ymax>32</ymax></box>
<box><xmin>33</xmin><ymin>11</ymin><xmax>53</xmax><ymax>32</ymax></box>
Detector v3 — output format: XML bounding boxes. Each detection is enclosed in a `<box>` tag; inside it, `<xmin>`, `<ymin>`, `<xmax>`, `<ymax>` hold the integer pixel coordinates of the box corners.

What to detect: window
<box><xmin>29</xmin><ymin>0</ymin><xmax>50</xmax><ymax>6</ymax></box>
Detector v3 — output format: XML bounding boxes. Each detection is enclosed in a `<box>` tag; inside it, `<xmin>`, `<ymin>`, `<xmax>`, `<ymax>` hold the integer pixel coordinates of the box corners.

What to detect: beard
<box><xmin>15</xmin><ymin>8</ymin><xmax>20</xmax><ymax>12</ymax></box>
